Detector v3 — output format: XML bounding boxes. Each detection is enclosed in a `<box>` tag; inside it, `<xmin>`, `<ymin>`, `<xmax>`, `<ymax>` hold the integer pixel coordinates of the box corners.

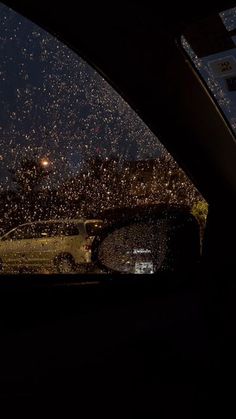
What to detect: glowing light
<box><xmin>40</xmin><ymin>158</ymin><xmax>50</xmax><ymax>168</ymax></box>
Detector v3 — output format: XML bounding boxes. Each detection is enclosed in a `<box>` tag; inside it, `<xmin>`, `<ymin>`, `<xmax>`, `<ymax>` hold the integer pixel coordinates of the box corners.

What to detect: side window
<box><xmin>8</xmin><ymin>225</ymin><xmax>31</xmax><ymax>240</ymax></box>
<box><xmin>86</xmin><ymin>222</ymin><xmax>103</xmax><ymax>236</ymax></box>
<box><xmin>49</xmin><ymin>223</ymin><xmax>80</xmax><ymax>237</ymax></box>
<box><xmin>30</xmin><ymin>224</ymin><xmax>50</xmax><ymax>239</ymax></box>
<box><xmin>62</xmin><ymin>224</ymin><xmax>80</xmax><ymax>236</ymax></box>
<box><xmin>182</xmin><ymin>6</ymin><xmax>236</xmax><ymax>136</ymax></box>
<box><xmin>6</xmin><ymin>227</ymin><xmax>21</xmax><ymax>240</ymax></box>
<box><xmin>0</xmin><ymin>3</ymin><xmax>208</xmax><ymax>274</ymax></box>
<box><xmin>45</xmin><ymin>224</ymin><xmax>60</xmax><ymax>238</ymax></box>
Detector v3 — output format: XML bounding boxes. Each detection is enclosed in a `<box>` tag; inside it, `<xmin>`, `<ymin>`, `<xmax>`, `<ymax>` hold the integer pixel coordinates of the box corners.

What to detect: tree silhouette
<box><xmin>9</xmin><ymin>158</ymin><xmax>51</xmax><ymax>194</ymax></box>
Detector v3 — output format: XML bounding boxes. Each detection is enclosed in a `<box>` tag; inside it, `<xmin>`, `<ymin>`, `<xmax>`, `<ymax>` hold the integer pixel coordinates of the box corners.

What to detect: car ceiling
<box><xmin>3</xmin><ymin>0</ymin><xmax>236</xmax><ymax>205</ymax></box>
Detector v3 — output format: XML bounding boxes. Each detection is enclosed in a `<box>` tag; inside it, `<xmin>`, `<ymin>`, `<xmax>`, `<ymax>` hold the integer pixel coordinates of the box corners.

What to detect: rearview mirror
<box><xmin>92</xmin><ymin>207</ymin><xmax>200</xmax><ymax>274</ymax></box>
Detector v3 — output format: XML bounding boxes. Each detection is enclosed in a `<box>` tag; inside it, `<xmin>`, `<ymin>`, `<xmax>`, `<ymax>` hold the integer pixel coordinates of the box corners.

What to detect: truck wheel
<box><xmin>54</xmin><ymin>254</ymin><xmax>75</xmax><ymax>273</ymax></box>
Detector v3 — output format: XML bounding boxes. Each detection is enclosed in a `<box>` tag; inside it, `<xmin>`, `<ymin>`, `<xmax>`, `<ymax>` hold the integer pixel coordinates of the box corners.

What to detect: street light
<box><xmin>40</xmin><ymin>158</ymin><xmax>50</xmax><ymax>168</ymax></box>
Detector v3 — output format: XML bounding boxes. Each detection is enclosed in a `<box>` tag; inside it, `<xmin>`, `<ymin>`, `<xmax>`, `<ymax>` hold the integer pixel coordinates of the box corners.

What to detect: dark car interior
<box><xmin>1</xmin><ymin>0</ymin><xmax>236</xmax><ymax>416</ymax></box>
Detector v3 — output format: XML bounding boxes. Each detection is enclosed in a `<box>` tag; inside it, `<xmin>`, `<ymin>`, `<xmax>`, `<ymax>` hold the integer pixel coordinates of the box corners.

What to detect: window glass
<box><xmin>182</xmin><ymin>6</ymin><xmax>236</xmax><ymax>134</ymax></box>
<box><xmin>6</xmin><ymin>225</ymin><xmax>31</xmax><ymax>240</ymax></box>
<box><xmin>5</xmin><ymin>227</ymin><xmax>20</xmax><ymax>240</ymax></box>
<box><xmin>0</xmin><ymin>3</ymin><xmax>207</xmax><ymax>274</ymax></box>
<box><xmin>29</xmin><ymin>223</ymin><xmax>51</xmax><ymax>238</ymax></box>
<box><xmin>48</xmin><ymin>223</ymin><xmax>80</xmax><ymax>237</ymax></box>
<box><xmin>62</xmin><ymin>223</ymin><xmax>80</xmax><ymax>237</ymax></box>
<box><xmin>86</xmin><ymin>221</ymin><xmax>103</xmax><ymax>237</ymax></box>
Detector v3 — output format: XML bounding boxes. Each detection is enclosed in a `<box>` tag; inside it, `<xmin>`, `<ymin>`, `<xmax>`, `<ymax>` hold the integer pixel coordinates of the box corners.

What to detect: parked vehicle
<box><xmin>0</xmin><ymin>219</ymin><xmax>103</xmax><ymax>273</ymax></box>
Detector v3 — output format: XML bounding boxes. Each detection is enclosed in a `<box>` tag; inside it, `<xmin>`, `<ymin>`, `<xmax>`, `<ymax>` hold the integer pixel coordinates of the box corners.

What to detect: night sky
<box><xmin>0</xmin><ymin>2</ymin><xmax>163</xmax><ymax>191</ymax></box>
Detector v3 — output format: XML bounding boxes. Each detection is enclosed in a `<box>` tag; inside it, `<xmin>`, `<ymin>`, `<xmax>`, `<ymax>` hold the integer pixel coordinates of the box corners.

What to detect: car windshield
<box><xmin>0</xmin><ymin>2</ymin><xmax>207</xmax><ymax>275</ymax></box>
